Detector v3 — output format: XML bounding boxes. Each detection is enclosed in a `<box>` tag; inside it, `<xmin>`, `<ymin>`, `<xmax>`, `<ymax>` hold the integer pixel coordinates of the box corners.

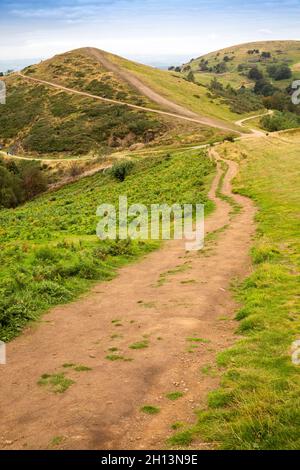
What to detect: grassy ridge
<box><xmin>0</xmin><ymin>149</ymin><xmax>215</xmax><ymax>342</ymax></box>
<box><xmin>170</xmin><ymin>133</ymin><xmax>300</xmax><ymax>449</ymax></box>
<box><xmin>188</xmin><ymin>40</ymin><xmax>300</xmax><ymax>90</ymax></box>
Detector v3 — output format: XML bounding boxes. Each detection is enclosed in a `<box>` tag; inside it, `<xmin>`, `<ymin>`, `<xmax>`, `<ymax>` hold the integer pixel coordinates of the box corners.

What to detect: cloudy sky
<box><xmin>0</xmin><ymin>0</ymin><xmax>299</xmax><ymax>65</ymax></box>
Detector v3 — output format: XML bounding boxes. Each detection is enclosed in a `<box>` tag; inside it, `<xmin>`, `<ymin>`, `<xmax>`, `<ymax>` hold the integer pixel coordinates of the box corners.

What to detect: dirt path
<box><xmin>85</xmin><ymin>48</ymin><xmax>239</xmax><ymax>133</ymax></box>
<box><xmin>17</xmin><ymin>72</ymin><xmax>241</xmax><ymax>135</ymax></box>
<box><xmin>0</xmin><ymin>148</ymin><xmax>256</xmax><ymax>450</ymax></box>
<box><xmin>0</xmin><ymin>150</ymin><xmax>94</xmax><ymax>164</ymax></box>
<box><xmin>235</xmin><ymin>110</ymin><xmax>273</xmax><ymax>136</ymax></box>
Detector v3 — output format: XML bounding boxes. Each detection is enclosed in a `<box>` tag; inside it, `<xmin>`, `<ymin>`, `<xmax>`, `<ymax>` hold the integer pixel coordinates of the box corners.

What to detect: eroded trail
<box><xmin>17</xmin><ymin>72</ymin><xmax>240</xmax><ymax>134</ymax></box>
<box><xmin>0</xmin><ymin>149</ymin><xmax>256</xmax><ymax>450</ymax></box>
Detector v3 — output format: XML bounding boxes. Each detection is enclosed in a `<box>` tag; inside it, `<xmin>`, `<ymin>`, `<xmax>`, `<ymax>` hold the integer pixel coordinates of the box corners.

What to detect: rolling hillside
<box><xmin>1</xmin><ymin>41</ymin><xmax>300</xmax><ymax>451</ymax></box>
<box><xmin>180</xmin><ymin>41</ymin><xmax>300</xmax><ymax>131</ymax></box>
<box><xmin>0</xmin><ymin>48</ymin><xmax>239</xmax><ymax>159</ymax></box>
<box><xmin>185</xmin><ymin>40</ymin><xmax>300</xmax><ymax>88</ymax></box>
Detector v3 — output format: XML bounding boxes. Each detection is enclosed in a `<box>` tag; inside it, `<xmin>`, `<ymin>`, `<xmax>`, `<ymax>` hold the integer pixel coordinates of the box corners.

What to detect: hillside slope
<box><xmin>181</xmin><ymin>41</ymin><xmax>300</xmax><ymax>130</ymax></box>
<box><xmin>186</xmin><ymin>40</ymin><xmax>300</xmax><ymax>88</ymax></box>
<box><xmin>0</xmin><ymin>48</ymin><xmax>235</xmax><ymax>158</ymax></box>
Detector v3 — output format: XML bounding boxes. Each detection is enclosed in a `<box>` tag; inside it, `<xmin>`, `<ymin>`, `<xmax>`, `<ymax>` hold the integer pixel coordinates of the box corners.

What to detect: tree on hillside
<box><xmin>187</xmin><ymin>71</ymin><xmax>195</xmax><ymax>83</ymax></box>
<box><xmin>261</xmin><ymin>51</ymin><xmax>271</xmax><ymax>59</ymax></box>
<box><xmin>20</xmin><ymin>162</ymin><xmax>48</xmax><ymax>200</ymax></box>
<box><xmin>262</xmin><ymin>92</ymin><xmax>287</xmax><ymax>111</ymax></box>
<box><xmin>248</xmin><ymin>66</ymin><xmax>264</xmax><ymax>81</ymax></box>
<box><xmin>267</xmin><ymin>64</ymin><xmax>292</xmax><ymax>81</ymax></box>
<box><xmin>214</xmin><ymin>61</ymin><xmax>227</xmax><ymax>74</ymax></box>
<box><xmin>0</xmin><ymin>165</ymin><xmax>23</xmax><ymax>208</ymax></box>
<box><xmin>254</xmin><ymin>78</ymin><xmax>276</xmax><ymax>97</ymax></box>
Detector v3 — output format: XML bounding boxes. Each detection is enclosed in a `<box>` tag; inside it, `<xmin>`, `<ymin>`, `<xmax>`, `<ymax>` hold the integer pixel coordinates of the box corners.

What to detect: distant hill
<box><xmin>0</xmin><ymin>48</ymin><xmax>233</xmax><ymax>158</ymax></box>
<box><xmin>183</xmin><ymin>40</ymin><xmax>300</xmax><ymax>88</ymax></box>
<box><xmin>180</xmin><ymin>41</ymin><xmax>300</xmax><ymax>125</ymax></box>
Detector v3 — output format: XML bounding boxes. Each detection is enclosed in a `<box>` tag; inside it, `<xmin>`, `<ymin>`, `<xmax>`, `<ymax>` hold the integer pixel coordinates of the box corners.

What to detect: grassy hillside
<box><xmin>0</xmin><ymin>74</ymin><xmax>165</xmax><ymax>157</ymax></box>
<box><xmin>187</xmin><ymin>40</ymin><xmax>300</xmax><ymax>89</ymax></box>
<box><xmin>181</xmin><ymin>41</ymin><xmax>300</xmax><ymax>129</ymax></box>
<box><xmin>102</xmin><ymin>50</ymin><xmax>243</xmax><ymax>123</ymax></box>
<box><xmin>23</xmin><ymin>49</ymin><xmax>151</xmax><ymax>106</ymax></box>
<box><xmin>0</xmin><ymin>149</ymin><xmax>215</xmax><ymax>341</ymax></box>
<box><xmin>0</xmin><ymin>48</ymin><xmax>231</xmax><ymax>158</ymax></box>
<box><xmin>170</xmin><ymin>131</ymin><xmax>300</xmax><ymax>450</ymax></box>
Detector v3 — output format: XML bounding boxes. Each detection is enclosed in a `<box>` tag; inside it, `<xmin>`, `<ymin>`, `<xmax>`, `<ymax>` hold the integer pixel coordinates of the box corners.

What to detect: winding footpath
<box><xmin>17</xmin><ymin>71</ymin><xmax>241</xmax><ymax>134</ymax></box>
<box><xmin>0</xmin><ymin>148</ymin><xmax>256</xmax><ymax>450</ymax></box>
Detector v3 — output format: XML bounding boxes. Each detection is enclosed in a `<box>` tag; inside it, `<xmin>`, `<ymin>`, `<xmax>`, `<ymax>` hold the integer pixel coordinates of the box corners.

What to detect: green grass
<box><xmin>0</xmin><ymin>76</ymin><xmax>164</xmax><ymax>157</ymax></box>
<box><xmin>189</xmin><ymin>40</ymin><xmax>300</xmax><ymax>92</ymax></box>
<box><xmin>49</xmin><ymin>436</ymin><xmax>65</xmax><ymax>447</ymax></box>
<box><xmin>108</xmin><ymin>50</ymin><xmax>241</xmax><ymax>126</ymax></box>
<box><xmin>73</xmin><ymin>365</ymin><xmax>92</xmax><ymax>372</ymax></box>
<box><xmin>168</xmin><ymin>431</ymin><xmax>193</xmax><ymax>447</ymax></box>
<box><xmin>38</xmin><ymin>373</ymin><xmax>75</xmax><ymax>394</ymax></box>
<box><xmin>170</xmin><ymin>132</ymin><xmax>300</xmax><ymax>450</ymax></box>
<box><xmin>166</xmin><ymin>391</ymin><xmax>184</xmax><ymax>401</ymax></box>
<box><xmin>140</xmin><ymin>405</ymin><xmax>160</xmax><ymax>415</ymax></box>
<box><xmin>187</xmin><ymin>337</ymin><xmax>210</xmax><ymax>344</ymax></box>
<box><xmin>105</xmin><ymin>354</ymin><xmax>125</xmax><ymax>361</ymax></box>
<box><xmin>2</xmin><ymin>49</ymin><xmax>234</xmax><ymax>159</ymax></box>
<box><xmin>171</xmin><ymin>422</ymin><xmax>185</xmax><ymax>430</ymax></box>
<box><xmin>0</xmin><ymin>149</ymin><xmax>215</xmax><ymax>341</ymax></box>
<box><xmin>129</xmin><ymin>340</ymin><xmax>149</xmax><ymax>350</ymax></box>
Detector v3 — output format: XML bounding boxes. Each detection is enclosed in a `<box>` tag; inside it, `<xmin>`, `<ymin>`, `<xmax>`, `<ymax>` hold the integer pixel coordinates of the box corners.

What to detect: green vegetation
<box><xmin>0</xmin><ymin>149</ymin><xmax>215</xmax><ymax>341</ymax></box>
<box><xmin>0</xmin><ymin>79</ymin><xmax>164</xmax><ymax>156</ymax></box>
<box><xmin>188</xmin><ymin>40</ymin><xmax>300</xmax><ymax>91</ymax></box>
<box><xmin>184</xmin><ymin>41</ymin><xmax>300</xmax><ymax>129</ymax></box>
<box><xmin>1</xmin><ymin>49</ymin><xmax>233</xmax><ymax>159</ymax></box>
<box><xmin>73</xmin><ymin>365</ymin><xmax>92</xmax><ymax>372</ymax></box>
<box><xmin>166</xmin><ymin>391</ymin><xmax>184</xmax><ymax>401</ymax></box>
<box><xmin>49</xmin><ymin>436</ymin><xmax>65</xmax><ymax>447</ymax></box>
<box><xmin>23</xmin><ymin>49</ymin><xmax>148</xmax><ymax>106</ymax></box>
<box><xmin>208</xmin><ymin>77</ymin><xmax>263</xmax><ymax>114</ymax></box>
<box><xmin>187</xmin><ymin>337</ymin><xmax>210</xmax><ymax>344</ymax></box>
<box><xmin>105</xmin><ymin>48</ymin><xmax>242</xmax><ymax>124</ymax></box>
<box><xmin>0</xmin><ymin>157</ymin><xmax>47</xmax><ymax>208</ymax></box>
<box><xmin>170</xmin><ymin>422</ymin><xmax>185</xmax><ymax>430</ymax></box>
<box><xmin>140</xmin><ymin>405</ymin><xmax>160</xmax><ymax>415</ymax></box>
<box><xmin>110</xmin><ymin>160</ymin><xmax>134</xmax><ymax>182</ymax></box>
<box><xmin>129</xmin><ymin>340</ymin><xmax>149</xmax><ymax>350</ymax></box>
<box><xmin>168</xmin><ymin>430</ymin><xmax>193</xmax><ymax>447</ymax></box>
<box><xmin>105</xmin><ymin>354</ymin><xmax>125</xmax><ymax>361</ymax></box>
<box><xmin>260</xmin><ymin>111</ymin><xmax>300</xmax><ymax>132</ymax></box>
<box><xmin>170</xmin><ymin>133</ymin><xmax>300</xmax><ymax>449</ymax></box>
<box><xmin>38</xmin><ymin>372</ymin><xmax>75</xmax><ymax>394</ymax></box>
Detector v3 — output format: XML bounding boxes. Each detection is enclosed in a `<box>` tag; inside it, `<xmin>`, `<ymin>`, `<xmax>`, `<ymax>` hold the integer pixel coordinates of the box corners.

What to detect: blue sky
<box><xmin>0</xmin><ymin>0</ymin><xmax>299</xmax><ymax>64</ymax></box>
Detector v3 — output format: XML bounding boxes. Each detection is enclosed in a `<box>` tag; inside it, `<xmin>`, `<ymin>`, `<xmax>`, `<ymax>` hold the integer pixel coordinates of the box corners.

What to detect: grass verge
<box><xmin>169</xmin><ymin>134</ymin><xmax>300</xmax><ymax>450</ymax></box>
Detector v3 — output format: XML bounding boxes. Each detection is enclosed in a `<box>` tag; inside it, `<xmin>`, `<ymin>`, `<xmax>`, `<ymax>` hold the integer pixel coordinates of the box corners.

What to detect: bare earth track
<box><xmin>17</xmin><ymin>69</ymin><xmax>241</xmax><ymax>135</ymax></box>
<box><xmin>0</xmin><ymin>148</ymin><xmax>256</xmax><ymax>450</ymax></box>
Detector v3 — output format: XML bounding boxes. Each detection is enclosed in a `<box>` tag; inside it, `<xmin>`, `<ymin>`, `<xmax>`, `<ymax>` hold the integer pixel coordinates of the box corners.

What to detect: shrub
<box><xmin>248</xmin><ymin>66</ymin><xmax>264</xmax><ymax>81</ymax></box>
<box><xmin>267</xmin><ymin>64</ymin><xmax>292</xmax><ymax>81</ymax></box>
<box><xmin>260</xmin><ymin>111</ymin><xmax>300</xmax><ymax>132</ymax></box>
<box><xmin>111</xmin><ymin>160</ymin><xmax>134</xmax><ymax>182</ymax></box>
